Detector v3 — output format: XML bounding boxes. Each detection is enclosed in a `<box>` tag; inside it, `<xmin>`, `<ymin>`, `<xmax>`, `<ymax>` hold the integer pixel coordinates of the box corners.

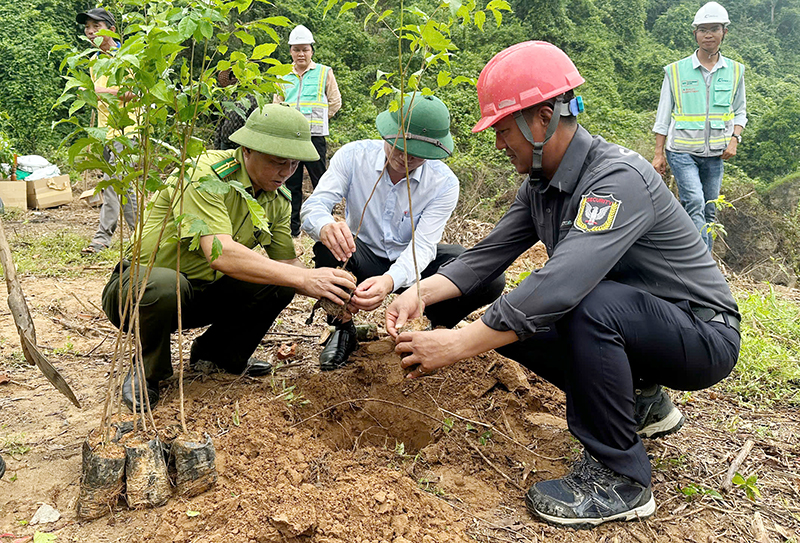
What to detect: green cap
<box><xmin>376</xmin><ymin>93</ymin><xmax>454</xmax><ymax>160</ymax></box>
<box><xmin>229</xmin><ymin>104</ymin><xmax>320</xmax><ymax>162</ymax></box>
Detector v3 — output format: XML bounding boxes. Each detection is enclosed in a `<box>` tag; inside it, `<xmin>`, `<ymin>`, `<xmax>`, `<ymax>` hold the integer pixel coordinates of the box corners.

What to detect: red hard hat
<box><xmin>472</xmin><ymin>41</ymin><xmax>585</xmax><ymax>133</ymax></box>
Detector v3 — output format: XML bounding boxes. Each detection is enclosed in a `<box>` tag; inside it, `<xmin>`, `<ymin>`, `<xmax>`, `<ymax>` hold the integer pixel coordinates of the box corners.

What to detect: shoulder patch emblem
<box><xmin>211</xmin><ymin>157</ymin><xmax>241</xmax><ymax>179</ymax></box>
<box><xmin>575</xmin><ymin>192</ymin><xmax>621</xmax><ymax>233</ymax></box>
<box><xmin>278</xmin><ymin>185</ymin><xmax>292</xmax><ymax>201</ymax></box>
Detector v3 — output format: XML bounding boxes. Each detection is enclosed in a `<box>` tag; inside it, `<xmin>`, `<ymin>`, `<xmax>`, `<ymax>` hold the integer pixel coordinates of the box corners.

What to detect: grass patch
<box><xmin>3</xmin><ymin>229</ymin><xmax>118</xmax><ymax>277</ymax></box>
<box><xmin>725</xmin><ymin>285</ymin><xmax>800</xmax><ymax>407</ymax></box>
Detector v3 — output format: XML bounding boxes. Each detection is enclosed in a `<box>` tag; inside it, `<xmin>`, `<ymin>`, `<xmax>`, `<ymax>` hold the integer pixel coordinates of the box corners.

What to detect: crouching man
<box><xmin>389</xmin><ymin>42</ymin><xmax>740</xmax><ymax>529</ymax></box>
<box><xmin>103</xmin><ymin>105</ymin><xmax>355</xmax><ymax>410</ymax></box>
<box><xmin>301</xmin><ymin>93</ymin><xmax>505</xmax><ymax>370</ymax></box>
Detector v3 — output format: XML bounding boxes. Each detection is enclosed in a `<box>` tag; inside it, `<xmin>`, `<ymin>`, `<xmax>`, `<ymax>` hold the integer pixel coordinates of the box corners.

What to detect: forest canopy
<box><xmin>1</xmin><ymin>0</ymin><xmax>799</xmax><ymax>190</ymax></box>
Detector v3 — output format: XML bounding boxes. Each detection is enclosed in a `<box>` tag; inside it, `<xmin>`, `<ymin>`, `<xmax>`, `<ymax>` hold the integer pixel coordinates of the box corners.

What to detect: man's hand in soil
<box><xmin>396</xmin><ymin>328</ymin><xmax>461</xmax><ymax>378</ymax></box>
<box><xmin>320</xmin><ymin>221</ymin><xmax>356</xmax><ymax>262</ymax></box>
<box><xmin>385</xmin><ymin>288</ymin><xmax>425</xmax><ymax>338</ymax></box>
<box><xmin>351</xmin><ymin>274</ymin><xmax>394</xmax><ymax>312</ymax></box>
<box><xmin>297</xmin><ymin>267</ymin><xmax>356</xmax><ymax>305</ymax></box>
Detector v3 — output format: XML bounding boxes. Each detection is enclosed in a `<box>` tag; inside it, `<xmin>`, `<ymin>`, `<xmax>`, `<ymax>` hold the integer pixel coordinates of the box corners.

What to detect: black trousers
<box><xmin>102</xmin><ymin>263</ymin><xmax>294</xmax><ymax>382</ymax></box>
<box><xmin>314</xmin><ymin>239</ymin><xmax>506</xmax><ymax>328</ymax></box>
<box><xmin>287</xmin><ymin>135</ymin><xmax>328</xmax><ymax>236</ymax></box>
<box><xmin>496</xmin><ymin>280</ymin><xmax>740</xmax><ymax>487</ymax></box>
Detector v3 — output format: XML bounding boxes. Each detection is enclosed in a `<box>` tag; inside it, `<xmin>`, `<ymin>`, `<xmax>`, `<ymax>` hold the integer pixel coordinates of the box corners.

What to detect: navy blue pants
<box><xmin>497</xmin><ymin>281</ymin><xmax>740</xmax><ymax>487</ymax></box>
<box><xmin>314</xmin><ymin>240</ymin><xmax>506</xmax><ymax>329</ymax></box>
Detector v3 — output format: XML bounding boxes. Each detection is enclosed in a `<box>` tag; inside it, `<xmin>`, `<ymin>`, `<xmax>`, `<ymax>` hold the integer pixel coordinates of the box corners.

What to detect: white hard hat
<box><xmin>288</xmin><ymin>25</ymin><xmax>315</xmax><ymax>45</ymax></box>
<box><xmin>693</xmin><ymin>2</ymin><xmax>730</xmax><ymax>27</ymax></box>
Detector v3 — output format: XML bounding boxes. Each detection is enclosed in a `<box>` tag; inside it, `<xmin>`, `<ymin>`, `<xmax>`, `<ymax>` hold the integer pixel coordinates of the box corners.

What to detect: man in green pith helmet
<box><xmin>300</xmin><ymin>93</ymin><xmax>505</xmax><ymax>371</ymax></box>
<box><xmin>101</xmin><ymin>104</ymin><xmax>355</xmax><ymax>411</ymax></box>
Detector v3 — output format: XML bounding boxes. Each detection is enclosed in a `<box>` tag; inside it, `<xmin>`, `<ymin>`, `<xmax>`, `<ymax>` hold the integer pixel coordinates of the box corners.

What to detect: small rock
<box><xmin>30</xmin><ymin>503</ymin><xmax>61</xmax><ymax>525</ymax></box>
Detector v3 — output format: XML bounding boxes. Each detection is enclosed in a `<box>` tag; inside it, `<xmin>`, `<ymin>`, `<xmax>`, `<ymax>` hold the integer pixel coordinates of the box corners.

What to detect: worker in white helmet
<box><xmin>652</xmin><ymin>1</ymin><xmax>746</xmax><ymax>253</ymax></box>
<box><xmin>274</xmin><ymin>24</ymin><xmax>342</xmax><ymax>237</ymax></box>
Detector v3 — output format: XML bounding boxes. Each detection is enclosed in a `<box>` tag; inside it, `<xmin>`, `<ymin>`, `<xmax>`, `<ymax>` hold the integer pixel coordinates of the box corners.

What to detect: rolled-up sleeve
<box><xmin>326</xmin><ymin>68</ymin><xmax>341</xmax><ymax>118</ymax></box>
<box><xmin>300</xmin><ymin>146</ymin><xmax>351</xmax><ymax>240</ymax></box>
<box><xmin>387</xmin><ymin>178</ymin><xmax>458</xmax><ymax>290</ymax></box>
<box><xmin>652</xmin><ymin>73</ymin><xmax>673</xmax><ymax>136</ymax></box>
<box><xmin>480</xmin><ymin>165</ymin><xmax>656</xmax><ymax>340</ymax></box>
<box><xmin>732</xmin><ymin>68</ymin><xmax>747</xmax><ymax>128</ymax></box>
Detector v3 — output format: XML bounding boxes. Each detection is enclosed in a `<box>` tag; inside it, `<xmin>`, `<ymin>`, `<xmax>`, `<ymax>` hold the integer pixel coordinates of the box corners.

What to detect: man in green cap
<box><xmin>300</xmin><ymin>93</ymin><xmax>505</xmax><ymax>370</ymax></box>
<box><xmin>102</xmin><ymin>104</ymin><xmax>356</xmax><ymax>410</ymax></box>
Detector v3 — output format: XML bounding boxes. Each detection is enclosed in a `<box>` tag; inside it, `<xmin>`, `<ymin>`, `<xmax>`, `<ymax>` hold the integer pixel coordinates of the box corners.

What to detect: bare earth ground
<box><xmin>0</xmin><ymin>195</ymin><xmax>799</xmax><ymax>542</ymax></box>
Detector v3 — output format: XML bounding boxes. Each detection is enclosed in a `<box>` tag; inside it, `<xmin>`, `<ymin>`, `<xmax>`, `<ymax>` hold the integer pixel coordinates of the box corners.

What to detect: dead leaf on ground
<box><xmin>276</xmin><ymin>343</ymin><xmax>297</xmax><ymax>360</ymax></box>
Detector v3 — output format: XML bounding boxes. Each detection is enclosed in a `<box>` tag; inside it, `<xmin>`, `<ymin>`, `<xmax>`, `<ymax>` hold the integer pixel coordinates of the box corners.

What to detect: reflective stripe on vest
<box><xmin>667</xmin><ymin>57</ymin><xmax>742</xmax><ymax>153</ymax></box>
<box><xmin>282</xmin><ymin>64</ymin><xmax>330</xmax><ymax>137</ymax></box>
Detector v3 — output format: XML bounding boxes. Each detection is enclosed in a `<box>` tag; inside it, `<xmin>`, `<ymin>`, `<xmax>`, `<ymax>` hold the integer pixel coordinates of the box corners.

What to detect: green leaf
<box><xmin>196</xmin><ymin>174</ymin><xmax>230</xmax><ymax>194</ymax></box>
<box><xmin>252</xmin><ymin>43</ymin><xmax>277</xmax><ymax>60</ymax></box>
<box><xmin>69</xmin><ymin>100</ymin><xmax>86</xmax><ymax>116</ymax></box>
<box><xmin>229</xmin><ymin>182</ymin><xmax>269</xmax><ymax>229</ymax></box>
<box><xmin>198</xmin><ymin>20</ymin><xmax>214</xmax><ymax>40</ymax></box>
<box><xmin>376</xmin><ymin>9</ymin><xmax>393</xmax><ymax>22</ymax></box>
<box><xmin>363</xmin><ymin>11</ymin><xmax>374</xmax><ymax>29</ymax></box>
<box><xmin>448</xmin><ymin>0</ymin><xmax>462</xmax><ymax>17</ymax></box>
<box><xmin>474</xmin><ymin>10</ymin><xmax>486</xmax><ymax>30</ymax></box>
<box><xmin>322</xmin><ymin>0</ymin><xmax>339</xmax><ymax>19</ymax></box>
<box><xmin>235</xmin><ymin>30</ymin><xmax>256</xmax><ymax>47</ymax></box>
<box><xmin>339</xmin><ymin>2</ymin><xmax>358</xmax><ymax>17</ymax></box>
<box><xmin>33</xmin><ymin>532</ymin><xmax>57</xmax><ymax>543</ymax></box>
<box><xmin>186</xmin><ymin>137</ymin><xmax>206</xmax><ymax>159</ymax></box>
<box><xmin>211</xmin><ymin>237</ymin><xmax>224</xmax><ymax>262</ymax></box>
<box><xmin>486</xmin><ymin>0</ymin><xmax>511</xmax><ymax>11</ymax></box>
<box><xmin>420</xmin><ymin>21</ymin><xmax>452</xmax><ymax>51</ymax></box>
<box><xmin>186</xmin><ymin>510</ymin><xmax>201</xmax><ymax>517</ymax></box>
<box><xmin>731</xmin><ymin>473</ymin><xmax>745</xmax><ymax>485</ymax></box>
<box><xmin>437</xmin><ymin>71</ymin><xmax>451</xmax><ymax>87</ymax></box>
<box><xmin>261</xmin><ymin>16</ymin><xmax>291</xmax><ymax>26</ymax></box>
<box><xmin>177</xmin><ymin>17</ymin><xmax>198</xmax><ymax>41</ymax></box>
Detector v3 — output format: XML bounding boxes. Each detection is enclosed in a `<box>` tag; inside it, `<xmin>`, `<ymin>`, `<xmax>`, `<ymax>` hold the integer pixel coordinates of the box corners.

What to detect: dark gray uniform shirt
<box><xmin>439</xmin><ymin>126</ymin><xmax>739</xmax><ymax>340</ymax></box>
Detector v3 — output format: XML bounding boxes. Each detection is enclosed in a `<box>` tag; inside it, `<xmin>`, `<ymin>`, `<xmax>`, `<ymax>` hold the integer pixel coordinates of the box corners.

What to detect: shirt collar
<box><xmin>293</xmin><ymin>61</ymin><xmax>317</xmax><ymax>77</ymax></box>
<box><xmin>374</xmin><ymin>143</ymin><xmax>424</xmax><ymax>183</ymax></box>
<box><xmin>691</xmin><ymin>50</ymin><xmax>728</xmax><ymax>72</ymax></box>
<box><xmin>533</xmin><ymin>125</ymin><xmax>592</xmax><ymax>194</ymax></box>
<box><xmin>234</xmin><ymin>147</ymin><xmax>276</xmax><ymax>200</ymax></box>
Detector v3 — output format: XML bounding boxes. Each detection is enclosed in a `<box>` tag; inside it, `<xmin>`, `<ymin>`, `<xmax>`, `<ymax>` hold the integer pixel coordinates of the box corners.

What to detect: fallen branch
<box><xmin>723</xmin><ymin>439</ymin><xmax>755</xmax><ymax>492</ymax></box>
<box><xmin>465</xmin><ymin>437</ymin><xmax>525</xmax><ymax>491</ymax></box>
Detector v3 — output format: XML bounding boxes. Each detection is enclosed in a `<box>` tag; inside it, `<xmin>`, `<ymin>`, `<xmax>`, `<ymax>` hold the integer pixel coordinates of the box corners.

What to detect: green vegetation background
<box><xmin>3</xmin><ymin>0</ymin><xmax>800</xmax><ymax>203</ymax></box>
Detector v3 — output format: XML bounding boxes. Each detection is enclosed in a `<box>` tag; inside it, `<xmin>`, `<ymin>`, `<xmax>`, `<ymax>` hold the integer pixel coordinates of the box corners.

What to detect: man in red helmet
<box><xmin>387</xmin><ymin>41</ymin><xmax>740</xmax><ymax>528</ymax></box>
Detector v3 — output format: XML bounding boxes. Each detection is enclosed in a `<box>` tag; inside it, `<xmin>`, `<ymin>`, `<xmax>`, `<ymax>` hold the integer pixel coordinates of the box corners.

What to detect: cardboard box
<box><xmin>26</xmin><ymin>175</ymin><xmax>73</xmax><ymax>209</ymax></box>
<box><xmin>79</xmin><ymin>188</ymin><xmax>103</xmax><ymax>207</ymax></box>
<box><xmin>0</xmin><ymin>180</ymin><xmax>28</xmax><ymax>210</ymax></box>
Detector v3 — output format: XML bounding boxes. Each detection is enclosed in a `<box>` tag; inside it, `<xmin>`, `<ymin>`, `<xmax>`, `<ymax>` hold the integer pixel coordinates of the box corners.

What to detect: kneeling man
<box><xmin>301</xmin><ymin>93</ymin><xmax>505</xmax><ymax>370</ymax></box>
<box><xmin>103</xmin><ymin>104</ymin><xmax>355</xmax><ymax>410</ymax></box>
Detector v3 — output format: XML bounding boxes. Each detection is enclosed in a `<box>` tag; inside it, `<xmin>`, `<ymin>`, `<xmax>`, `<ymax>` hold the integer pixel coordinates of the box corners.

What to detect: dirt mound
<box><xmin>137</xmin><ymin>343</ymin><xmax>569</xmax><ymax>543</ymax></box>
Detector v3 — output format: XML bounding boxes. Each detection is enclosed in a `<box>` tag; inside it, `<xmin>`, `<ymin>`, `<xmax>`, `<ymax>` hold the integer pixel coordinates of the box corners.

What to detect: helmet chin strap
<box><xmin>513</xmin><ymin>100</ymin><xmax>566</xmax><ymax>182</ymax></box>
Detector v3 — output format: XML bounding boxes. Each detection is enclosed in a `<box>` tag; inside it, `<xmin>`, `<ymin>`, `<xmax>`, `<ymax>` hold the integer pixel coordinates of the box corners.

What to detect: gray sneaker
<box><xmin>634</xmin><ymin>385</ymin><xmax>685</xmax><ymax>439</ymax></box>
<box><xmin>525</xmin><ymin>452</ymin><xmax>656</xmax><ymax>529</ymax></box>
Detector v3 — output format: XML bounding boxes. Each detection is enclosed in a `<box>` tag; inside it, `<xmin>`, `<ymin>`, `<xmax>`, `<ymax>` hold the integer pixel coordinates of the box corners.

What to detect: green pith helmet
<box><xmin>229</xmin><ymin>104</ymin><xmax>320</xmax><ymax>162</ymax></box>
<box><xmin>376</xmin><ymin>93</ymin><xmax>454</xmax><ymax>160</ymax></box>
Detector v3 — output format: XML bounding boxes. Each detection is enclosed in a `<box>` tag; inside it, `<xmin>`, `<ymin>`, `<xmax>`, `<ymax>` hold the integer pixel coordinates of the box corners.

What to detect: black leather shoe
<box><xmin>244</xmin><ymin>357</ymin><xmax>273</xmax><ymax>377</ymax></box>
<box><xmin>319</xmin><ymin>322</ymin><xmax>358</xmax><ymax>371</ymax></box>
<box><xmin>122</xmin><ymin>369</ymin><xmax>160</xmax><ymax>411</ymax></box>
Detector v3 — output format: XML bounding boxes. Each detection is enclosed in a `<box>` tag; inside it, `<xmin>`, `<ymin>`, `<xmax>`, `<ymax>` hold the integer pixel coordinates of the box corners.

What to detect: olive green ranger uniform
<box><xmin>102</xmin><ymin>148</ymin><xmax>296</xmax><ymax>382</ymax></box>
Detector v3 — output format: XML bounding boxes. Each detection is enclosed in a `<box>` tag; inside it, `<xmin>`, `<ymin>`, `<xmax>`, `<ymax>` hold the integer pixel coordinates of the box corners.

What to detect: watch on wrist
<box><xmin>733</xmin><ymin>134</ymin><xmax>742</xmax><ymax>144</ymax></box>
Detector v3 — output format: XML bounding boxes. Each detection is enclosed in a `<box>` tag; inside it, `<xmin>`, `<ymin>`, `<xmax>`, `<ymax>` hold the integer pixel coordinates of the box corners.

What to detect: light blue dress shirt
<box><xmin>653</xmin><ymin>51</ymin><xmax>747</xmax><ymax>157</ymax></box>
<box><xmin>300</xmin><ymin>139</ymin><xmax>459</xmax><ymax>291</ymax></box>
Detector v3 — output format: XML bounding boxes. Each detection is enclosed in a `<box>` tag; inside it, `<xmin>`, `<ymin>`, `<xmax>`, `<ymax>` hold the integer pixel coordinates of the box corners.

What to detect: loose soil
<box><xmin>1</xmin><ymin>195</ymin><xmax>799</xmax><ymax>542</ymax></box>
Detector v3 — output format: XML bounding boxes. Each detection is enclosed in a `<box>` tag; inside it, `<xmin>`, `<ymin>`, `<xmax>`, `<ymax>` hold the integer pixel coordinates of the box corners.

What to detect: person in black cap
<box><xmin>76</xmin><ymin>7</ymin><xmax>139</xmax><ymax>255</ymax></box>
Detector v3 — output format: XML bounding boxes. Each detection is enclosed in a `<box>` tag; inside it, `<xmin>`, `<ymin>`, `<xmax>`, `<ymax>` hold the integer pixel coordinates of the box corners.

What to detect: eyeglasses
<box><xmin>695</xmin><ymin>25</ymin><xmax>724</xmax><ymax>35</ymax></box>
